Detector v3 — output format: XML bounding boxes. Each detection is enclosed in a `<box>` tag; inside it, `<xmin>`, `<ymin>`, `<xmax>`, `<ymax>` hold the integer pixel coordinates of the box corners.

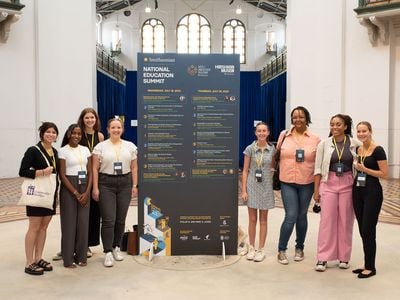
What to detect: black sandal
<box><xmin>25</xmin><ymin>263</ymin><xmax>44</xmax><ymax>275</ymax></box>
<box><xmin>36</xmin><ymin>259</ymin><xmax>53</xmax><ymax>271</ymax></box>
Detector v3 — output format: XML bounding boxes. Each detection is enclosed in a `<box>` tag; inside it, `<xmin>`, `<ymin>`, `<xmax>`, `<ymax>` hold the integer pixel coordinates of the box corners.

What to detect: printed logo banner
<box><xmin>137</xmin><ymin>53</ymin><xmax>239</xmax><ymax>255</ymax></box>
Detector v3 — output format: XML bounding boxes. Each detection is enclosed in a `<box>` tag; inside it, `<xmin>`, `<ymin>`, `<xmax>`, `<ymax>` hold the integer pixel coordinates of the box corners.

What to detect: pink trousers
<box><xmin>317</xmin><ymin>172</ymin><xmax>354</xmax><ymax>262</ymax></box>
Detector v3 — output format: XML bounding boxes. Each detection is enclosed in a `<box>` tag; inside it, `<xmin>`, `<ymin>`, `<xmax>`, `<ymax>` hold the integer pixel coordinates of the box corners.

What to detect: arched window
<box><xmin>223</xmin><ymin>19</ymin><xmax>246</xmax><ymax>64</ymax></box>
<box><xmin>177</xmin><ymin>13</ymin><xmax>211</xmax><ymax>54</ymax></box>
<box><xmin>142</xmin><ymin>18</ymin><xmax>165</xmax><ymax>53</ymax></box>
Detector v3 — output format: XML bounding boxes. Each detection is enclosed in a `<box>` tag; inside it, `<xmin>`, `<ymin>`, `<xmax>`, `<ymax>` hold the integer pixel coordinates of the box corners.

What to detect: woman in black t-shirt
<box><xmin>78</xmin><ymin>108</ymin><xmax>104</xmax><ymax>255</ymax></box>
<box><xmin>352</xmin><ymin>121</ymin><xmax>388</xmax><ymax>279</ymax></box>
<box><xmin>19</xmin><ymin>122</ymin><xmax>60</xmax><ymax>275</ymax></box>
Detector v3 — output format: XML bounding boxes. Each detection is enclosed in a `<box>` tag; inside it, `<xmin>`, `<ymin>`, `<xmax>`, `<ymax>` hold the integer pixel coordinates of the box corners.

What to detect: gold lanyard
<box><xmin>110</xmin><ymin>140</ymin><xmax>121</xmax><ymax>161</ymax></box>
<box><xmin>67</xmin><ymin>145</ymin><xmax>83</xmax><ymax>170</ymax></box>
<box><xmin>85</xmin><ymin>132</ymin><xmax>95</xmax><ymax>152</ymax></box>
<box><xmin>42</xmin><ymin>143</ymin><xmax>57</xmax><ymax>171</ymax></box>
<box><xmin>359</xmin><ymin>143</ymin><xmax>372</xmax><ymax>165</ymax></box>
<box><xmin>254</xmin><ymin>142</ymin><xmax>265</xmax><ymax>168</ymax></box>
<box><xmin>333</xmin><ymin>136</ymin><xmax>347</xmax><ymax>162</ymax></box>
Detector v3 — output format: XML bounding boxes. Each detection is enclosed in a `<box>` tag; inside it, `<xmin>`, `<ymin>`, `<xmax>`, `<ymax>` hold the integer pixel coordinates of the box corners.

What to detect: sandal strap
<box><xmin>29</xmin><ymin>263</ymin><xmax>43</xmax><ymax>271</ymax></box>
<box><xmin>37</xmin><ymin>259</ymin><xmax>51</xmax><ymax>268</ymax></box>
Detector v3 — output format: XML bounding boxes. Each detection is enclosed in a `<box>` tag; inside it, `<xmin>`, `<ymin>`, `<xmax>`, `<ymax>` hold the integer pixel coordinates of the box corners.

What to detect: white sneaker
<box><xmin>294</xmin><ymin>248</ymin><xmax>304</xmax><ymax>262</ymax></box>
<box><xmin>246</xmin><ymin>246</ymin><xmax>255</xmax><ymax>260</ymax></box>
<box><xmin>87</xmin><ymin>248</ymin><xmax>93</xmax><ymax>258</ymax></box>
<box><xmin>238</xmin><ymin>245</ymin><xmax>248</xmax><ymax>256</ymax></box>
<box><xmin>339</xmin><ymin>261</ymin><xmax>350</xmax><ymax>269</ymax></box>
<box><xmin>112</xmin><ymin>246</ymin><xmax>124</xmax><ymax>261</ymax></box>
<box><xmin>103</xmin><ymin>252</ymin><xmax>114</xmax><ymax>267</ymax></box>
<box><xmin>277</xmin><ymin>251</ymin><xmax>289</xmax><ymax>265</ymax></box>
<box><xmin>52</xmin><ymin>252</ymin><xmax>62</xmax><ymax>261</ymax></box>
<box><xmin>253</xmin><ymin>249</ymin><xmax>265</xmax><ymax>262</ymax></box>
<box><xmin>315</xmin><ymin>261</ymin><xmax>327</xmax><ymax>272</ymax></box>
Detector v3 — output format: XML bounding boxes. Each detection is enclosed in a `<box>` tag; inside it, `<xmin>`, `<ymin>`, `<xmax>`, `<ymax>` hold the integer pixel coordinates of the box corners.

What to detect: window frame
<box><xmin>141</xmin><ymin>18</ymin><xmax>166</xmax><ymax>53</ymax></box>
<box><xmin>222</xmin><ymin>19</ymin><xmax>246</xmax><ymax>64</ymax></box>
<box><xmin>176</xmin><ymin>13</ymin><xmax>211</xmax><ymax>54</ymax></box>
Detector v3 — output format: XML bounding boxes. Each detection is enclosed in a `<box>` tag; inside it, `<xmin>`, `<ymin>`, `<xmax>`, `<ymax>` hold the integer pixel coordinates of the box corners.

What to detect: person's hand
<box><xmin>355</xmin><ymin>162</ymin><xmax>366</xmax><ymax>173</ymax></box>
<box><xmin>78</xmin><ymin>191</ymin><xmax>90</xmax><ymax>207</ymax></box>
<box><xmin>313</xmin><ymin>192</ymin><xmax>320</xmax><ymax>203</ymax></box>
<box><xmin>242</xmin><ymin>192</ymin><xmax>248</xmax><ymax>202</ymax></box>
<box><xmin>92</xmin><ymin>188</ymin><xmax>100</xmax><ymax>201</ymax></box>
<box><xmin>131</xmin><ymin>187</ymin><xmax>138</xmax><ymax>198</ymax></box>
<box><xmin>44</xmin><ymin>166</ymin><xmax>53</xmax><ymax>176</ymax></box>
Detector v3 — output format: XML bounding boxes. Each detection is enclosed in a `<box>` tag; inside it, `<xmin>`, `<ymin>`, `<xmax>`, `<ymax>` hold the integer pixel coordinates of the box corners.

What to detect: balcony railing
<box><xmin>355</xmin><ymin>0</ymin><xmax>400</xmax><ymax>15</ymax></box>
<box><xmin>260</xmin><ymin>50</ymin><xmax>286</xmax><ymax>84</ymax></box>
<box><xmin>96</xmin><ymin>44</ymin><xmax>126</xmax><ymax>83</ymax></box>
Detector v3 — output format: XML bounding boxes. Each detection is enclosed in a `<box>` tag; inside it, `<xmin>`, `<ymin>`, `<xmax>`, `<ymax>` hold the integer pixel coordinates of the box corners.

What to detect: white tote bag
<box><xmin>18</xmin><ymin>174</ymin><xmax>57</xmax><ymax>209</ymax></box>
<box><xmin>18</xmin><ymin>146</ymin><xmax>56</xmax><ymax>210</ymax></box>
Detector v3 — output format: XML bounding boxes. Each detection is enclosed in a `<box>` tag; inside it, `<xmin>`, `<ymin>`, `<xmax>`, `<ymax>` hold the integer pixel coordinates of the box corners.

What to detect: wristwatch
<box><xmin>133</xmin><ymin>184</ymin><xmax>138</xmax><ymax>188</ymax></box>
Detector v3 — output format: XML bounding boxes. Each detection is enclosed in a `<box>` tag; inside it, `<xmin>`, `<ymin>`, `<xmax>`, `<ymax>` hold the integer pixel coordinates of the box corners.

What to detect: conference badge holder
<box><xmin>114</xmin><ymin>162</ymin><xmax>123</xmax><ymax>175</ymax></box>
<box><xmin>356</xmin><ymin>172</ymin><xmax>366</xmax><ymax>187</ymax></box>
<box><xmin>296</xmin><ymin>149</ymin><xmax>305</xmax><ymax>162</ymax></box>
<box><xmin>77</xmin><ymin>171</ymin><xmax>87</xmax><ymax>185</ymax></box>
<box><xmin>335</xmin><ymin>162</ymin><xmax>344</xmax><ymax>177</ymax></box>
<box><xmin>255</xmin><ymin>169</ymin><xmax>263</xmax><ymax>182</ymax></box>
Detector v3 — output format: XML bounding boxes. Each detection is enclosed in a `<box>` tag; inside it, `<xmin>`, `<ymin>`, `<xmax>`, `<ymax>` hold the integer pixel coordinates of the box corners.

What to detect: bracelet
<box><xmin>73</xmin><ymin>190</ymin><xmax>79</xmax><ymax>196</ymax></box>
<box><xmin>133</xmin><ymin>184</ymin><xmax>138</xmax><ymax>188</ymax></box>
<box><xmin>42</xmin><ymin>170</ymin><xmax>45</xmax><ymax>176</ymax></box>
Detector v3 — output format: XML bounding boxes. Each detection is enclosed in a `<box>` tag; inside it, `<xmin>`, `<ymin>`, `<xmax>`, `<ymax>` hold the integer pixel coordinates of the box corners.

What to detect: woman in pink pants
<box><xmin>313</xmin><ymin>114</ymin><xmax>360</xmax><ymax>272</ymax></box>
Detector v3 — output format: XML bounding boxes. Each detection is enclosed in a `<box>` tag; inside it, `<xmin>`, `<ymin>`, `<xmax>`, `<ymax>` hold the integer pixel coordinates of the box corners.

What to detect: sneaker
<box><xmin>238</xmin><ymin>245</ymin><xmax>248</xmax><ymax>256</ymax></box>
<box><xmin>112</xmin><ymin>246</ymin><xmax>124</xmax><ymax>261</ymax></box>
<box><xmin>103</xmin><ymin>252</ymin><xmax>114</xmax><ymax>267</ymax></box>
<box><xmin>339</xmin><ymin>261</ymin><xmax>350</xmax><ymax>269</ymax></box>
<box><xmin>315</xmin><ymin>261</ymin><xmax>327</xmax><ymax>272</ymax></box>
<box><xmin>277</xmin><ymin>251</ymin><xmax>289</xmax><ymax>265</ymax></box>
<box><xmin>52</xmin><ymin>252</ymin><xmax>62</xmax><ymax>261</ymax></box>
<box><xmin>246</xmin><ymin>245</ymin><xmax>255</xmax><ymax>260</ymax></box>
<box><xmin>294</xmin><ymin>248</ymin><xmax>304</xmax><ymax>262</ymax></box>
<box><xmin>87</xmin><ymin>248</ymin><xmax>93</xmax><ymax>258</ymax></box>
<box><xmin>253</xmin><ymin>249</ymin><xmax>265</xmax><ymax>262</ymax></box>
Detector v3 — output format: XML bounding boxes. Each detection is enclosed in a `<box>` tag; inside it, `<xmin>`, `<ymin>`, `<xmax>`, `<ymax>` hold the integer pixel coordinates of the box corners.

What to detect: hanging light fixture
<box><xmin>236</xmin><ymin>5</ymin><xmax>242</xmax><ymax>14</ymax></box>
<box><xmin>111</xmin><ymin>16</ymin><xmax>122</xmax><ymax>56</ymax></box>
<box><xmin>145</xmin><ymin>0</ymin><xmax>151</xmax><ymax>13</ymax></box>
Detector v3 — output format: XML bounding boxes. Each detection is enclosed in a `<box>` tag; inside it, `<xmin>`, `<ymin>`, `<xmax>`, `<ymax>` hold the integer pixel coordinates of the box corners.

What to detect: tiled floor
<box><xmin>1</xmin><ymin>176</ymin><xmax>399</xmax><ymax>224</ymax></box>
<box><xmin>1</xmin><ymin>177</ymin><xmax>399</xmax><ymax>299</ymax></box>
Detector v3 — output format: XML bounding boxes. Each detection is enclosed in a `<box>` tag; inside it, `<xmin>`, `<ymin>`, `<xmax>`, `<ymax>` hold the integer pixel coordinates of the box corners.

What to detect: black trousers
<box><xmin>98</xmin><ymin>173</ymin><xmax>132</xmax><ymax>253</ymax></box>
<box><xmin>352</xmin><ymin>181</ymin><xmax>383</xmax><ymax>271</ymax></box>
<box><xmin>88</xmin><ymin>197</ymin><xmax>100</xmax><ymax>247</ymax></box>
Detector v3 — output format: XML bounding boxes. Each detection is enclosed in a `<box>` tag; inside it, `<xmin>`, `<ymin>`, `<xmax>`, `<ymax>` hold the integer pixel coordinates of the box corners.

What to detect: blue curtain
<box><xmin>261</xmin><ymin>72</ymin><xmax>287</xmax><ymax>142</ymax></box>
<box><xmin>96</xmin><ymin>70</ymin><xmax>126</xmax><ymax>135</ymax></box>
<box><xmin>124</xmin><ymin>71</ymin><xmax>137</xmax><ymax>144</ymax></box>
<box><xmin>239</xmin><ymin>72</ymin><xmax>264</xmax><ymax>167</ymax></box>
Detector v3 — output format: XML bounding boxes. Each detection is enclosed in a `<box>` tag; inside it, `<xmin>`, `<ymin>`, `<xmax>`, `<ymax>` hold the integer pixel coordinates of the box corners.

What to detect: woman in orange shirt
<box><xmin>276</xmin><ymin>106</ymin><xmax>320</xmax><ymax>265</ymax></box>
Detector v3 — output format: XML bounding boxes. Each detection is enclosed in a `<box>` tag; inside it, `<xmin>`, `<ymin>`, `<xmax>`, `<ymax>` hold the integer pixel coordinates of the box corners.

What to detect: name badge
<box><xmin>255</xmin><ymin>169</ymin><xmax>263</xmax><ymax>182</ymax></box>
<box><xmin>356</xmin><ymin>172</ymin><xmax>367</xmax><ymax>187</ymax></box>
<box><xmin>114</xmin><ymin>162</ymin><xmax>123</xmax><ymax>175</ymax></box>
<box><xmin>78</xmin><ymin>170</ymin><xmax>87</xmax><ymax>185</ymax></box>
<box><xmin>296</xmin><ymin>149</ymin><xmax>305</xmax><ymax>162</ymax></box>
<box><xmin>335</xmin><ymin>162</ymin><xmax>344</xmax><ymax>177</ymax></box>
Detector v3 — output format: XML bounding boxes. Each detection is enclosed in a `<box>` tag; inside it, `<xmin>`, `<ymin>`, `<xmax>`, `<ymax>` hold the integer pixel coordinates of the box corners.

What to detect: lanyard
<box><xmin>110</xmin><ymin>140</ymin><xmax>121</xmax><ymax>161</ymax></box>
<box><xmin>254</xmin><ymin>142</ymin><xmax>265</xmax><ymax>168</ymax></box>
<box><xmin>359</xmin><ymin>143</ymin><xmax>372</xmax><ymax>166</ymax></box>
<box><xmin>333</xmin><ymin>135</ymin><xmax>347</xmax><ymax>162</ymax></box>
<box><xmin>85</xmin><ymin>132</ymin><xmax>95</xmax><ymax>152</ymax></box>
<box><xmin>68</xmin><ymin>145</ymin><xmax>83</xmax><ymax>170</ymax></box>
<box><xmin>42</xmin><ymin>143</ymin><xmax>57</xmax><ymax>171</ymax></box>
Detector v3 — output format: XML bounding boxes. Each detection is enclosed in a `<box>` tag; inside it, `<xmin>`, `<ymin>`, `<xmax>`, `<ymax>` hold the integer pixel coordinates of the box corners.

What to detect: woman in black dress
<box><xmin>19</xmin><ymin>122</ymin><xmax>60</xmax><ymax>275</ymax></box>
<box><xmin>352</xmin><ymin>121</ymin><xmax>388</xmax><ymax>279</ymax></box>
<box><xmin>77</xmin><ymin>108</ymin><xmax>104</xmax><ymax>256</ymax></box>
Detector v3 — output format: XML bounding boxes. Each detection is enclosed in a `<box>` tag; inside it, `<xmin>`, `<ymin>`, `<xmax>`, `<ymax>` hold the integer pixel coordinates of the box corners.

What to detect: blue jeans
<box><xmin>278</xmin><ymin>182</ymin><xmax>314</xmax><ymax>251</ymax></box>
